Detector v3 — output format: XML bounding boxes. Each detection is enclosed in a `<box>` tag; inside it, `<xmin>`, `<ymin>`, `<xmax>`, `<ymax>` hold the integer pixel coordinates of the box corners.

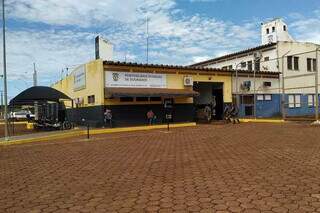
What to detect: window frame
<box><xmin>287</xmin><ymin>56</ymin><xmax>293</xmax><ymax>70</ymax></box>
<box><xmin>87</xmin><ymin>95</ymin><xmax>95</xmax><ymax>104</ymax></box>
<box><xmin>307</xmin><ymin>58</ymin><xmax>312</xmax><ymax>72</ymax></box>
<box><xmin>308</xmin><ymin>94</ymin><xmax>315</xmax><ymax>107</ymax></box>
<box><xmin>264</xmin><ymin>94</ymin><xmax>272</xmax><ymax>101</ymax></box>
<box><xmin>257</xmin><ymin>95</ymin><xmax>264</xmax><ymax>101</ymax></box>
<box><xmin>247</xmin><ymin>61</ymin><xmax>253</xmax><ymax>71</ymax></box>
<box><xmin>288</xmin><ymin>94</ymin><xmax>301</xmax><ymax>108</ymax></box>
<box><xmin>293</xmin><ymin>57</ymin><xmax>299</xmax><ymax>71</ymax></box>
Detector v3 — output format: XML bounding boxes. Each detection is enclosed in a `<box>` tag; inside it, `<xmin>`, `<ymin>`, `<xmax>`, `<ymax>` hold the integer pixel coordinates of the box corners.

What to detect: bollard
<box><xmin>87</xmin><ymin>123</ymin><xmax>90</xmax><ymax>139</ymax></box>
<box><xmin>82</xmin><ymin>118</ymin><xmax>89</xmax><ymax>140</ymax></box>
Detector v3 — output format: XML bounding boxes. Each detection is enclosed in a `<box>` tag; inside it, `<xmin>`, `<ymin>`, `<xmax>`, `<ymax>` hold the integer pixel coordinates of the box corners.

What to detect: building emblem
<box><xmin>112</xmin><ymin>73</ymin><xmax>119</xmax><ymax>81</ymax></box>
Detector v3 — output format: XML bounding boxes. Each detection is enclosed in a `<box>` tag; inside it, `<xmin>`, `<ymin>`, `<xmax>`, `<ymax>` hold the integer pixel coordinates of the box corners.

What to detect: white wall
<box><xmin>205</xmin><ymin>48</ymin><xmax>279</xmax><ymax>72</ymax></box>
<box><xmin>233</xmin><ymin>76</ymin><xmax>280</xmax><ymax>95</ymax></box>
<box><xmin>278</xmin><ymin>41</ymin><xmax>320</xmax><ymax>94</ymax></box>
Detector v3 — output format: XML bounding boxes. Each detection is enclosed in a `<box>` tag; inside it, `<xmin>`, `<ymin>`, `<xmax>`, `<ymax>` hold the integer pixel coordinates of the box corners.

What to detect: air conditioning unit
<box><xmin>240</xmin><ymin>81</ymin><xmax>251</xmax><ymax>91</ymax></box>
<box><xmin>184</xmin><ymin>76</ymin><xmax>193</xmax><ymax>86</ymax></box>
<box><xmin>263</xmin><ymin>81</ymin><xmax>272</xmax><ymax>87</ymax></box>
<box><xmin>253</xmin><ymin>51</ymin><xmax>262</xmax><ymax>60</ymax></box>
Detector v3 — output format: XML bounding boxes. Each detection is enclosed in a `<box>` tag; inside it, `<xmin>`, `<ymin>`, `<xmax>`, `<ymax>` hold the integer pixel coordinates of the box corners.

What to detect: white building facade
<box><xmin>191</xmin><ymin>18</ymin><xmax>320</xmax><ymax>118</ymax></box>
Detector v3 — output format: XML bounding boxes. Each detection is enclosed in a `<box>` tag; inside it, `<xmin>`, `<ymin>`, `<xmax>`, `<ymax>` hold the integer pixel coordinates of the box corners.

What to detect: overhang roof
<box><xmin>190</xmin><ymin>43</ymin><xmax>277</xmax><ymax>67</ymax></box>
<box><xmin>10</xmin><ymin>86</ymin><xmax>71</xmax><ymax>105</ymax></box>
<box><xmin>103</xmin><ymin>60</ymin><xmax>279</xmax><ymax>76</ymax></box>
<box><xmin>105</xmin><ymin>87</ymin><xmax>199</xmax><ymax>98</ymax></box>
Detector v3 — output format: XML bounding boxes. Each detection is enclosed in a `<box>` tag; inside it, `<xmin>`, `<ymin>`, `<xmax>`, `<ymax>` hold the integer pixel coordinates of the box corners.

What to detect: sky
<box><xmin>1</xmin><ymin>0</ymin><xmax>320</xmax><ymax>98</ymax></box>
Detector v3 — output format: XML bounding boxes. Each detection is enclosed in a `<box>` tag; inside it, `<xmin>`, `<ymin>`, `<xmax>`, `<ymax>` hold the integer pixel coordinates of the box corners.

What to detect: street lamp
<box><xmin>2</xmin><ymin>0</ymin><xmax>9</xmax><ymax>141</ymax></box>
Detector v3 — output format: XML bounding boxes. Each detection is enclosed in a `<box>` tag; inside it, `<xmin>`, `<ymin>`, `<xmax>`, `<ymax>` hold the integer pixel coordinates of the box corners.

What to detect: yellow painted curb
<box><xmin>0</xmin><ymin>121</ymin><xmax>28</xmax><ymax>125</ymax></box>
<box><xmin>240</xmin><ymin>119</ymin><xmax>285</xmax><ymax>123</ymax></box>
<box><xmin>0</xmin><ymin>123</ymin><xmax>196</xmax><ymax>146</ymax></box>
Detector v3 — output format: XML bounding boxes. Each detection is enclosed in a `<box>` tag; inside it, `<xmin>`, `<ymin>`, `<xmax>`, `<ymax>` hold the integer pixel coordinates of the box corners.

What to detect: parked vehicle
<box><xmin>10</xmin><ymin>110</ymin><xmax>35</xmax><ymax>121</ymax></box>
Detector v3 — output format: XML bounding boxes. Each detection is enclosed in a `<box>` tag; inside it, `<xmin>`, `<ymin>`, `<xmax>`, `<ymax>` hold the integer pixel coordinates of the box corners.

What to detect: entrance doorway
<box><xmin>193</xmin><ymin>82</ymin><xmax>224</xmax><ymax>121</ymax></box>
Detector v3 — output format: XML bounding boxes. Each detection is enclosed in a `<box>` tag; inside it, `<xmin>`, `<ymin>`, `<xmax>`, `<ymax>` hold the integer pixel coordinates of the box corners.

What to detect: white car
<box><xmin>10</xmin><ymin>111</ymin><xmax>35</xmax><ymax>120</ymax></box>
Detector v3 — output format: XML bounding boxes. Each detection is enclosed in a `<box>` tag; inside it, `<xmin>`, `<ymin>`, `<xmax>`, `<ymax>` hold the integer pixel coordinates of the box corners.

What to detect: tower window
<box><xmin>272</xmin><ymin>27</ymin><xmax>275</xmax><ymax>32</ymax></box>
<box><xmin>283</xmin><ymin>25</ymin><xmax>287</xmax><ymax>31</ymax></box>
<box><xmin>266</xmin><ymin>28</ymin><xmax>270</xmax><ymax>34</ymax></box>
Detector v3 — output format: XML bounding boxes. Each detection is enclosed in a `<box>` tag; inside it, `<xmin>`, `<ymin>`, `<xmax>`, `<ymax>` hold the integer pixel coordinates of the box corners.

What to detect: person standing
<box><xmin>147</xmin><ymin>110</ymin><xmax>156</xmax><ymax>125</ymax></box>
<box><xmin>104</xmin><ymin>108</ymin><xmax>113</xmax><ymax>128</ymax></box>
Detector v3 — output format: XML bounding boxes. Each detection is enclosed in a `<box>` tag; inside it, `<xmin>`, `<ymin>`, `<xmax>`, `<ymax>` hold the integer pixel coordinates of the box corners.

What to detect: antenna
<box><xmin>33</xmin><ymin>62</ymin><xmax>37</xmax><ymax>86</ymax></box>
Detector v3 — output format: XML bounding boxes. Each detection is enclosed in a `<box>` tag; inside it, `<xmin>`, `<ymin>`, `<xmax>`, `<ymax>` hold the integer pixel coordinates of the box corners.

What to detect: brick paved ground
<box><xmin>1</xmin><ymin>123</ymin><xmax>320</xmax><ymax>213</ymax></box>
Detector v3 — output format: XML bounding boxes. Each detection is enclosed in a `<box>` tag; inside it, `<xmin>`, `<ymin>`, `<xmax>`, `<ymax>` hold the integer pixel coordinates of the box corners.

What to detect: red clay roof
<box><xmin>190</xmin><ymin>43</ymin><xmax>277</xmax><ymax>67</ymax></box>
<box><xmin>103</xmin><ymin>60</ymin><xmax>279</xmax><ymax>76</ymax></box>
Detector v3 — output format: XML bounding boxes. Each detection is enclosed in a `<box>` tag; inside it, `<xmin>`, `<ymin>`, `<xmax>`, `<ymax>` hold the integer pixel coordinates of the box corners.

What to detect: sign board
<box><xmin>73</xmin><ymin>65</ymin><xmax>86</xmax><ymax>91</ymax></box>
<box><xmin>164</xmin><ymin>98</ymin><xmax>173</xmax><ymax>109</ymax></box>
<box><xmin>105</xmin><ymin>71</ymin><xmax>166</xmax><ymax>88</ymax></box>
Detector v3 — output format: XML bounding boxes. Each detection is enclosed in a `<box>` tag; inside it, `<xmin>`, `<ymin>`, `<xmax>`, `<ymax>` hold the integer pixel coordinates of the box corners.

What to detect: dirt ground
<box><xmin>1</xmin><ymin>123</ymin><xmax>320</xmax><ymax>212</ymax></box>
<box><xmin>0</xmin><ymin>123</ymin><xmax>35</xmax><ymax>138</ymax></box>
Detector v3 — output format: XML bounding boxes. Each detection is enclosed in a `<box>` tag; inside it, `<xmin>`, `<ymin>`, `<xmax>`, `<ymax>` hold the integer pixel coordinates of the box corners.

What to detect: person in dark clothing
<box><xmin>104</xmin><ymin>109</ymin><xmax>113</xmax><ymax>128</ymax></box>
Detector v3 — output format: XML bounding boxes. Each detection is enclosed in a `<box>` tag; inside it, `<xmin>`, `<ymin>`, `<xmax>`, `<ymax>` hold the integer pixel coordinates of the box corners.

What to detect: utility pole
<box><xmin>281</xmin><ymin>50</ymin><xmax>291</xmax><ymax>121</ymax></box>
<box><xmin>146</xmin><ymin>16</ymin><xmax>149</xmax><ymax>64</ymax></box>
<box><xmin>314</xmin><ymin>47</ymin><xmax>320</xmax><ymax>124</ymax></box>
<box><xmin>2</xmin><ymin>0</ymin><xmax>9</xmax><ymax>141</ymax></box>
<box><xmin>33</xmin><ymin>63</ymin><xmax>37</xmax><ymax>86</ymax></box>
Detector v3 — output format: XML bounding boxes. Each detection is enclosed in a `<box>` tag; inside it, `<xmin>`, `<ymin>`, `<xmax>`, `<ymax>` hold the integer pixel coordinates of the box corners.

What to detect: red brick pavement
<box><xmin>1</xmin><ymin>123</ymin><xmax>320</xmax><ymax>212</ymax></box>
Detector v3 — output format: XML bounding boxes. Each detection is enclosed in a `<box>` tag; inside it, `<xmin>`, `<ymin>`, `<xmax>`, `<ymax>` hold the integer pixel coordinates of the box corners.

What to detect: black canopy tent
<box><xmin>9</xmin><ymin>86</ymin><xmax>73</xmax><ymax>134</ymax></box>
<box><xmin>10</xmin><ymin>86</ymin><xmax>71</xmax><ymax>105</ymax></box>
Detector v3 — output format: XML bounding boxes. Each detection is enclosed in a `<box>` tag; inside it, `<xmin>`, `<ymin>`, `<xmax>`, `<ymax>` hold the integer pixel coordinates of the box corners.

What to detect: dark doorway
<box><xmin>193</xmin><ymin>82</ymin><xmax>224</xmax><ymax>121</ymax></box>
<box><xmin>212</xmin><ymin>83</ymin><xmax>224</xmax><ymax>120</ymax></box>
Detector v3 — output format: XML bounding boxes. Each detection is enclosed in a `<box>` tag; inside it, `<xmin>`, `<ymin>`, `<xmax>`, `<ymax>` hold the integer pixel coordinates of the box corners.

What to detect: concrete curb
<box><xmin>0</xmin><ymin>122</ymin><xmax>197</xmax><ymax>146</ymax></box>
<box><xmin>240</xmin><ymin>119</ymin><xmax>285</xmax><ymax>123</ymax></box>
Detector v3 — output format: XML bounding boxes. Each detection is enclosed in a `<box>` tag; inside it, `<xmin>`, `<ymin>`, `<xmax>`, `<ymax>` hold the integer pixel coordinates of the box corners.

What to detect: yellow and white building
<box><xmin>52</xmin><ymin>59</ymin><xmax>274</xmax><ymax>126</ymax></box>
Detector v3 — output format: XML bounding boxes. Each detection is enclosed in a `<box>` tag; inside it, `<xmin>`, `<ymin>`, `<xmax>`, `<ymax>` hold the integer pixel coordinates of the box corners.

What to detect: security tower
<box><xmin>261</xmin><ymin>18</ymin><xmax>294</xmax><ymax>45</ymax></box>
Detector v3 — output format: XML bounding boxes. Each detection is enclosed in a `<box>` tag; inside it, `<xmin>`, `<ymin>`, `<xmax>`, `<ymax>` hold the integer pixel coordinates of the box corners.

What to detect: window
<box><xmin>287</xmin><ymin>56</ymin><xmax>299</xmax><ymax>70</ymax></box>
<box><xmin>283</xmin><ymin>25</ymin><xmax>287</xmax><ymax>31</ymax></box>
<box><xmin>136</xmin><ymin>97</ymin><xmax>149</xmax><ymax>102</ymax></box>
<box><xmin>222</xmin><ymin>66</ymin><xmax>228</xmax><ymax>70</ymax></box>
<box><xmin>307</xmin><ymin>58</ymin><xmax>312</xmax><ymax>71</ymax></box>
<box><xmin>294</xmin><ymin>57</ymin><xmax>299</xmax><ymax>70</ymax></box>
<box><xmin>254</xmin><ymin>60</ymin><xmax>260</xmax><ymax>71</ymax></box>
<box><xmin>266</xmin><ymin>28</ymin><xmax>270</xmax><ymax>34</ymax></box>
<box><xmin>287</xmin><ymin>56</ymin><xmax>293</xmax><ymax>70</ymax></box>
<box><xmin>264</xmin><ymin>94</ymin><xmax>272</xmax><ymax>101</ymax></box>
<box><xmin>120</xmin><ymin>97</ymin><xmax>134</xmax><ymax>102</ymax></box>
<box><xmin>308</xmin><ymin>94</ymin><xmax>315</xmax><ymax>107</ymax></box>
<box><xmin>307</xmin><ymin>58</ymin><xmax>317</xmax><ymax>72</ymax></box>
<box><xmin>257</xmin><ymin>94</ymin><xmax>272</xmax><ymax>101</ymax></box>
<box><xmin>88</xmin><ymin>95</ymin><xmax>95</xmax><ymax>104</ymax></box>
<box><xmin>288</xmin><ymin>94</ymin><xmax>301</xmax><ymax>108</ymax></box>
<box><xmin>241</xmin><ymin>62</ymin><xmax>246</xmax><ymax>68</ymax></box>
<box><xmin>228</xmin><ymin>65</ymin><xmax>233</xmax><ymax>70</ymax></box>
<box><xmin>264</xmin><ymin>57</ymin><xmax>270</xmax><ymax>62</ymax></box>
<box><xmin>272</xmin><ymin>27</ymin><xmax>275</xmax><ymax>32</ymax></box>
<box><xmin>257</xmin><ymin>95</ymin><xmax>264</xmax><ymax>101</ymax></box>
<box><xmin>150</xmin><ymin>97</ymin><xmax>162</xmax><ymax>102</ymax></box>
<box><xmin>247</xmin><ymin>61</ymin><xmax>253</xmax><ymax>71</ymax></box>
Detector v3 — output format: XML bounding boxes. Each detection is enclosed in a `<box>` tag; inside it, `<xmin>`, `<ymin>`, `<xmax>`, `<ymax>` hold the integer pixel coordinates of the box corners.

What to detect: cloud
<box><xmin>189</xmin><ymin>0</ymin><xmax>218</xmax><ymax>2</ymax></box>
<box><xmin>3</xmin><ymin>1</ymin><xmax>320</xmax><ymax>98</ymax></box>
